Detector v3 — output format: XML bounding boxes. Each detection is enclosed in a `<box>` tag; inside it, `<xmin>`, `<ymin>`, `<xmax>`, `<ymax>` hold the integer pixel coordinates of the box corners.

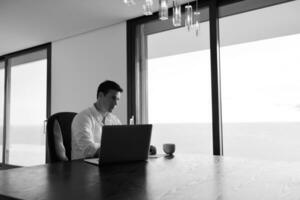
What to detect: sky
<box><xmin>148</xmin><ymin>33</ymin><xmax>300</xmax><ymax>123</ymax></box>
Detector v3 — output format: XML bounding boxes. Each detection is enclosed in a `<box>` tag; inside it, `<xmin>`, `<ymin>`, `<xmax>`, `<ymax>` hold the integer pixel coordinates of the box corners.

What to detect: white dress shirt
<box><xmin>71</xmin><ymin>105</ymin><xmax>121</xmax><ymax>159</ymax></box>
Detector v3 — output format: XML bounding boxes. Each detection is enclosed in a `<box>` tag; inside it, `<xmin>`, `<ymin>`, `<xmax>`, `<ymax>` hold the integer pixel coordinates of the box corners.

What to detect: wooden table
<box><xmin>0</xmin><ymin>154</ymin><xmax>300</xmax><ymax>200</ymax></box>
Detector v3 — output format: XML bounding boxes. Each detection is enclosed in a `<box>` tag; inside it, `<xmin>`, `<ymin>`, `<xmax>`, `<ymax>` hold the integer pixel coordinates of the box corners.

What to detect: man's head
<box><xmin>96</xmin><ymin>80</ymin><xmax>123</xmax><ymax>113</ymax></box>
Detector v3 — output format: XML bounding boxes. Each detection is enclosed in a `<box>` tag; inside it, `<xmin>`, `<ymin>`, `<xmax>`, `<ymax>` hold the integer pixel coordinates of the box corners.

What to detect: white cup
<box><xmin>163</xmin><ymin>143</ymin><xmax>175</xmax><ymax>155</ymax></box>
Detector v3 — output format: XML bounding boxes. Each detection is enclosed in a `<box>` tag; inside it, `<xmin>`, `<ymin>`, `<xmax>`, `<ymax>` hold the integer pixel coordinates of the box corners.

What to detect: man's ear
<box><xmin>98</xmin><ymin>92</ymin><xmax>104</xmax><ymax>99</ymax></box>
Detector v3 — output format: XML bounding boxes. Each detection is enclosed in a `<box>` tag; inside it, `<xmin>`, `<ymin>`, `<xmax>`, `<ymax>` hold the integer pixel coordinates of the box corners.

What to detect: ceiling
<box><xmin>0</xmin><ymin>0</ymin><xmax>157</xmax><ymax>56</ymax></box>
<box><xmin>1</xmin><ymin>0</ymin><xmax>297</xmax><ymax>57</ymax></box>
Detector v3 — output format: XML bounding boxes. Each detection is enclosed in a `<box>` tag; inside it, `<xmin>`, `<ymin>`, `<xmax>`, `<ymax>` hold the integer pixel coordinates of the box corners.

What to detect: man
<box><xmin>71</xmin><ymin>80</ymin><xmax>123</xmax><ymax>159</ymax></box>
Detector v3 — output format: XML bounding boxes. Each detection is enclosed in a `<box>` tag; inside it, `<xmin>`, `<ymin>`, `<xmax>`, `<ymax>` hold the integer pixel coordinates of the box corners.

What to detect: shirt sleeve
<box><xmin>72</xmin><ymin>113</ymin><xmax>100</xmax><ymax>159</ymax></box>
<box><xmin>111</xmin><ymin>114</ymin><xmax>122</xmax><ymax>125</ymax></box>
<box><xmin>115</xmin><ymin>117</ymin><xmax>122</xmax><ymax>125</ymax></box>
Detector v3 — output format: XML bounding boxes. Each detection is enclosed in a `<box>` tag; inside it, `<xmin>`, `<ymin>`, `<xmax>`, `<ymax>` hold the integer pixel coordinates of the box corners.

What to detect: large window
<box><xmin>220</xmin><ymin>1</ymin><xmax>300</xmax><ymax>161</ymax></box>
<box><xmin>128</xmin><ymin>0</ymin><xmax>298</xmax><ymax>159</ymax></box>
<box><xmin>1</xmin><ymin>45</ymin><xmax>50</xmax><ymax>166</ymax></box>
<box><xmin>135</xmin><ymin>7</ymin><xmax>213</xmax><ymax>154</ymax></box>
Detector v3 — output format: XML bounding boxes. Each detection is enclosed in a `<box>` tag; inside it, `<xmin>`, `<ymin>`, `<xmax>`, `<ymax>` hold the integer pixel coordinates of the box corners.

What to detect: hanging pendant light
<box><xmin>185</xmin><ymin>5</ymin><xmax>193</xmax><ymax>31</ymax></box>
<box><xmin>143</xmin><ymin>0</ymin><xmax>154</xmax><ymax>16</ymax></box>
<box><xmin>123</xmin><ymin>0</ymin><xmax>202</xmax><ymax>36</ymax></box>
<box><xmin>194</xmin><ymin>14</ymin><xmax>200</xmax><ymax>36</ymax></box>
<box><xmin>159</xmin><ymin>0</ymin><xmax>169</xmax><ymax>20</ymax></box>
<box><xmin>194</xmin><ymin>0</ymin><xmax>201</xmax><ymax>36</ymax></box>
<box><xmin>172</xmin><ymin>0</ymin><xmax>181</xmax><ymax>26</ymax></box>
<box><xmin>124</xmin><ymin>0</ymin><xmax>135</xmax><ymax>5</ymax></box>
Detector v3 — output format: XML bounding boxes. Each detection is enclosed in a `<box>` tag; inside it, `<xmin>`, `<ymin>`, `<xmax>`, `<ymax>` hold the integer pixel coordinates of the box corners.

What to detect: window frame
<box><xmin>127</xmin><ymin>0</ymin><xmax>294</xmax><ymax>156</ymax></box>
<box><xmin>0</xmin><ymin>43</ymin><xmax>51</xmax><ymax>165</ymax></box>
<box><xmin>127</xmin><ymin>0</ymin><xmax>223</xmax><ymax>155</ymax></box>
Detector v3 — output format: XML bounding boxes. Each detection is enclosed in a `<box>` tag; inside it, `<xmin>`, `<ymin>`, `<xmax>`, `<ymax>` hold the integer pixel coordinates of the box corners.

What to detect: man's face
<box><xmin>99</xmin><ymin>89</ymin><xmax>121</xmax><ymax>112</ymax></box>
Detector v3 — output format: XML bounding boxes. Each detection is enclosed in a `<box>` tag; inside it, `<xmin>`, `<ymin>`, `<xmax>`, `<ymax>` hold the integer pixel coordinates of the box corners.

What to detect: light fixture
<box><xmin>124</xmin><ymin>0</ymin><xmax>201</xmax><ymax>35</ymax></box>
<box><xmin>124</xmin><ymin>0</ymin><xmax>136</xmax><ymax>5</ymax></box>
<box><xmin>185</xmin><ymin>4</ymin><xmax>193</xmax><ymax>31</ymax></box>
<box><xmin>194</xmin><ymin>0</ymin><xmax>201</xmax><ymax>36</ymax></box>
<box><xmin>194</xmin><ymin>13</ymin><xmax>200</xmax><ymax>36</ymax></box>
<box><xmin>172</xmin><ymin>0</ymin><xmax>181</xmax><ymax>27</ymax></box>
<box><xmin>159</xmin><ymin>0</ymin><xmax>169</xmax><ymax>20</ymax></box>
<box><xmin>143</xmin><ymin>0</ymin><xmax>154</xmax><ymax>16</ymax></box>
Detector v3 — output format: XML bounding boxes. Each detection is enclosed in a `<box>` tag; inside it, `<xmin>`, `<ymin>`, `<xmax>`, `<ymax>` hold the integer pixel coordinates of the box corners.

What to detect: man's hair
<box><xmin>97</xmin><ymin>80</ymin><xmax>123</xmax><ymax>99</ymax></box>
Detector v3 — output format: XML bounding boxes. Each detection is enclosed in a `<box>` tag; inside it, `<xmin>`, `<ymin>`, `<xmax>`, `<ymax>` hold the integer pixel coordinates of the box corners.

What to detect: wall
<box><xmin>51</xmin><ymin>22</ymin><xmax>127</xmax><ymax>123</ymax></box>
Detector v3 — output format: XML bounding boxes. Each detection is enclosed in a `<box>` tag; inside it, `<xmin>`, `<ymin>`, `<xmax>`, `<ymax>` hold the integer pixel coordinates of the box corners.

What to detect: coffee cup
<box><xmin>163</xmin><ymin>143</ymin><xmax>175</xmax><ymax>155</ymax></box>
<box><xmin>149</xmin><ymin>145</ymin><xmax>157</xmax><ymax>155</ymax></box>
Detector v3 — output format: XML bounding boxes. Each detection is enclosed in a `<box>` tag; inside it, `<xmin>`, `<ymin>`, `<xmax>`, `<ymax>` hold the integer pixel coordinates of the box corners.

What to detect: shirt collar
<box><xmin>91</xmin><ymin>105</ymin><xmax>111</xmax><ymax>125</ymax></box>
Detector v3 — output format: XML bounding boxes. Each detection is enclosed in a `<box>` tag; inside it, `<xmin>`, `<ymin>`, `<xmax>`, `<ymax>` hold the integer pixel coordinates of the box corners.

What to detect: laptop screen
<box><xmin>99</xmin><ymin>124</ymin><xmax>152</xmax><ymax>164</ymax></box>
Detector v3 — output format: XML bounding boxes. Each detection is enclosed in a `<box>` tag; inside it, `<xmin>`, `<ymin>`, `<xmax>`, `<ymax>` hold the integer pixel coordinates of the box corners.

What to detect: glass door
<box><xmin>6</xmin><ymin>50</ymin><xmax>48</xmax><ymax>166</ymax></box>
<box><xmin>219</xmin><ymin>1</ymin><xmax>300</xmax><ymax>161</ymax></box>
<box><xmin>138</xmin><ymin>7</ymin><xmax>213</xmax><ymax>155</ymax></box>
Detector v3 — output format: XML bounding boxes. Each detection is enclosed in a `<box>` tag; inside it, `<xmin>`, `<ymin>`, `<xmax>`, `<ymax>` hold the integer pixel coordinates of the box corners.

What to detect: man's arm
<box><xmin>72</xmin><ymin>114</ymin><xmax>100</xmax><ymax>159</ymax></box>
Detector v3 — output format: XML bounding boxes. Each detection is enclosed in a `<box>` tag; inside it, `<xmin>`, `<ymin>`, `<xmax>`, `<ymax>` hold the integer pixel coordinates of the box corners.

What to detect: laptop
<box><xmin>84</xmin><ymin>124</ymin><xmax>152</xmax><ymax>165</ymax></box>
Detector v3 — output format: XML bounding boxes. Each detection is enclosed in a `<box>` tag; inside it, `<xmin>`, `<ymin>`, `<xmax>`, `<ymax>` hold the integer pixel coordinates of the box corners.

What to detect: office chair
<box><xmin>46</xmin><ymin>112</ymin><xmax>77</xmax><ymax>163</ymax></box>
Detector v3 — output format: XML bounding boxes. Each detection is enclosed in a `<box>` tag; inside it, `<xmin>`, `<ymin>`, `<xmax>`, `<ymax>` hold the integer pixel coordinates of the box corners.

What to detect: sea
<box><xmin>1</xmin><ymin>122</ymin><xmax>300</xmax><ymax>166</ymax></box>
<box><xmin>0</xmin><ymin>125</ymin><xmax>45</xmax><ymax>166</ymax></box>
<box><xmin>150</xmin><ymin>122</ymin><xmax>300</xmax><ymax>162</ymax></box>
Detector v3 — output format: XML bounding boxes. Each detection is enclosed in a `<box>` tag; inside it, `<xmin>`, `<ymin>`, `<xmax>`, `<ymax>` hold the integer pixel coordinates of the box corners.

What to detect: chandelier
<box><xmin>124</xmin><ymin>0</ymin><xmax>201</xmax><ymax>36</ymax></box>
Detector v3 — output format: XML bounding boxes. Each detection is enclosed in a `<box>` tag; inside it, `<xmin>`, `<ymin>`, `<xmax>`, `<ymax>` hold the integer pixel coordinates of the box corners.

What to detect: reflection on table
<box><xmin>0</xmin><ymin>154</ymin><xmax>300</xmax><ymax>200</ymax></box>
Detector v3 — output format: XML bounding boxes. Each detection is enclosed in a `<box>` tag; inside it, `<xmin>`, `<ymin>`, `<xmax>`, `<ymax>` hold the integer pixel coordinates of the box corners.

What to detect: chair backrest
<box><xmin>46</xmin><ymin>112</ymin><xmax>77</xmax><ymax>163</ymax></box>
